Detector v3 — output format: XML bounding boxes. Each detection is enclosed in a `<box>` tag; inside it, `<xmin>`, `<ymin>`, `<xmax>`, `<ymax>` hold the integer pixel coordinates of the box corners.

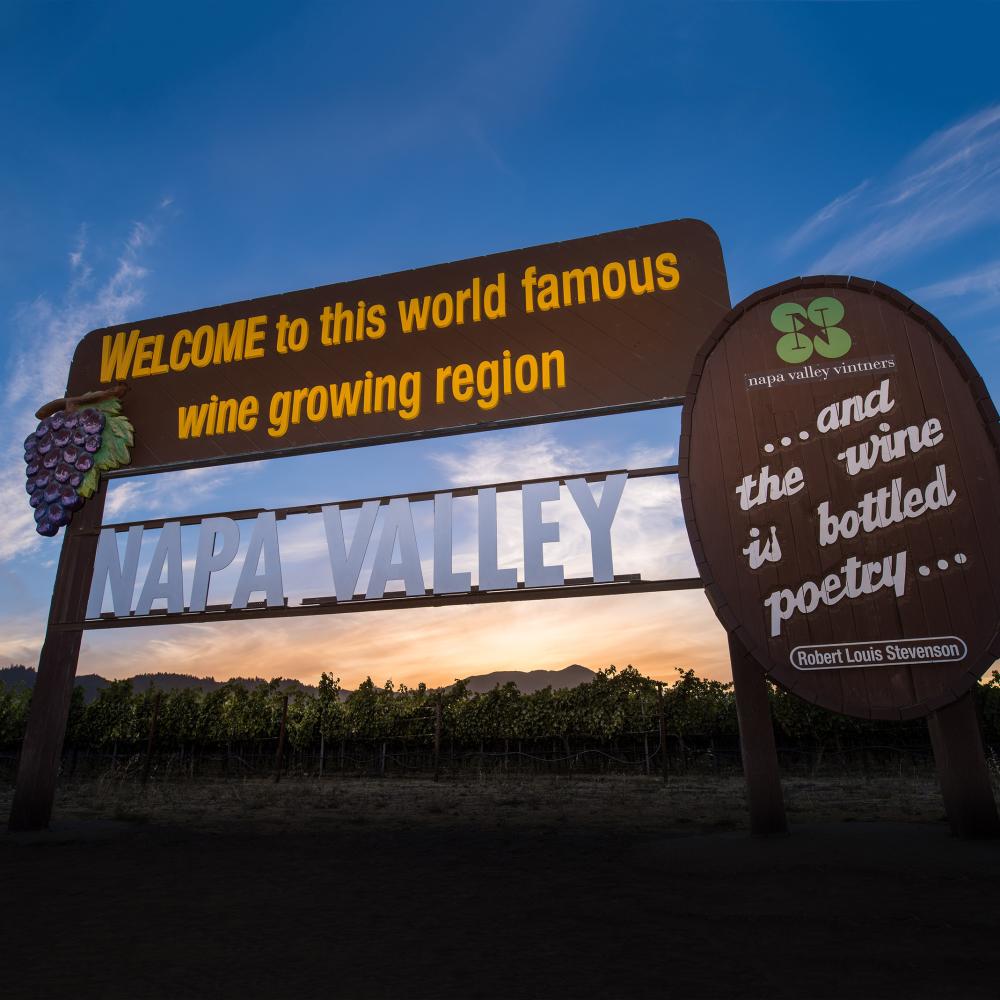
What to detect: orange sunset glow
<box><xmin>75</xmin><ymin>589</ymin><xmax>731</xmax><ymax>689</ymax></box>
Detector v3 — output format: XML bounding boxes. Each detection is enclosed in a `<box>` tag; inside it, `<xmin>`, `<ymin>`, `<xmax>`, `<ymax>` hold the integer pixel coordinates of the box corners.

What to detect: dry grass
<box><xmin>0</xmin><ymin>772</ymin><xmax>952</xmax><ymax>833</ymax></box>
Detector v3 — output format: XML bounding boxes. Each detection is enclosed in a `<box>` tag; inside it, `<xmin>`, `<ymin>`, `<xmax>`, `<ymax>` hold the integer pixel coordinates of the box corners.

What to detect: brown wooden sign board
<box><xmin>679</xmin><ymin>276</ymin><xmax>1000</xmax><ymax>722</ymax></box>
<box><xmin>10</xmin><ymin>220</ymin><xmax>734</xmax><ymax>833</ymax></box>
<box><xmin>67</xmin><ymin>219</ymin><xmax>730</xmax><ymax>475</ymax></box>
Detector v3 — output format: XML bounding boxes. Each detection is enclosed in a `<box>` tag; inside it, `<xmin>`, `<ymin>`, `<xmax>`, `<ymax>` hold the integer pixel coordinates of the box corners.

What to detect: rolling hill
<box><xmin>0</xmin><ymin>663</ymin><xmax>599</xmax><ymax>702</ymax></box>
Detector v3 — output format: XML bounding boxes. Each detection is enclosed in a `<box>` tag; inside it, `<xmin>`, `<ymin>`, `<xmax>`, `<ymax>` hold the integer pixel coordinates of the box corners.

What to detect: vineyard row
<box><xmin>2</xmin><ymin>667</ymin><xmax>998</xmax><ymax>779</ymax></box>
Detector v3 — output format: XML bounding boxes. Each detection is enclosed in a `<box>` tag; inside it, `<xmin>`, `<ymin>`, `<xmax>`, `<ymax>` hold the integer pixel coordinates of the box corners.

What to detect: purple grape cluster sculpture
<box><xmin>24</xmin><ymin>393</ymin><xmax>133</xmax><ymax>537</ymax></box>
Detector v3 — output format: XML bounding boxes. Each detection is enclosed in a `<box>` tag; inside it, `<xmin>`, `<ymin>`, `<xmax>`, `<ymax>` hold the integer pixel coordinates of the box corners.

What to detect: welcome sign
<box><xmin>17</xmin><ymin>231</ymin><xmax>1000</xmax><ymax>837</ymax></box>
<box><xmin>65</xmin><ymin>219</ymin><xmax>729</xmax><ymax>475</ymax></box>
<box><xmin>12</xmin><ymin>221</ymin><xmax>729</xmax><ymax>832</ymax></box>
<box><xmin>679</xmin><ymin>277</ymin><xmax>1000</xmax><ymax>720</ymax></box>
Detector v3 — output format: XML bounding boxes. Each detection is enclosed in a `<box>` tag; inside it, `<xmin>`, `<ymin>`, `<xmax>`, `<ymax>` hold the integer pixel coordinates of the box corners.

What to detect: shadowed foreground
<box><xmin>2</xmin><ymin>776</ymin><xmax>998</xmax><ymax>999</ymax></box>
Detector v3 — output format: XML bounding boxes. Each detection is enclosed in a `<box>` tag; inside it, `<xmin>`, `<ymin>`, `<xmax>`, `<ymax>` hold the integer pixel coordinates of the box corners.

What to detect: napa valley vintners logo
<box><xmin>772</xmin><ymin>297</ymin><xmax>852</xmax><ymax>364</ymax></box>
<box><xmin>743</xmin><ymin>292</ymin><xmax>894</xmax><ymax>392</ymax></box>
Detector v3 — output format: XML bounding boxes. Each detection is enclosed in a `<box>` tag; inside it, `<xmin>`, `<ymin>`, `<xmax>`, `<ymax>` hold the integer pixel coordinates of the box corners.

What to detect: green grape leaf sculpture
<box><xmin>24</xmin><ymin>387</ymin><xmax>133</xmax><ymax>537</ymax></box>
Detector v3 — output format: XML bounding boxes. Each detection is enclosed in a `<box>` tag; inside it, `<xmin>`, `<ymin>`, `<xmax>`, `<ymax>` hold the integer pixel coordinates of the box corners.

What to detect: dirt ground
<box><xmin>2</xmin><ymin>775</ymin><xmax>999</xmax><ymax>1000</ymax></box>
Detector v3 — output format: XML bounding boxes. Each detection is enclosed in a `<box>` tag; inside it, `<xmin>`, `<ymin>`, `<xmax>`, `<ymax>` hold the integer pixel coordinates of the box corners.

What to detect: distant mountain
<box><xmin>1</xmin><ymin>664</ymin><xmax>598</xmax><ymax>702</ymax></box>
<box><xmin>461</xmin><ymin>664</ymin><xmax>596</xmax><ymax>694</ymax></box>
<box><xmin>0</xmin><ymin>667</ymin><xmax>316</xmax><ymax>704</ymax></box>
<box><xmin>0</xmin><ymin>665</ymin><xmax>35</xmax><ymax>690</ymax></box>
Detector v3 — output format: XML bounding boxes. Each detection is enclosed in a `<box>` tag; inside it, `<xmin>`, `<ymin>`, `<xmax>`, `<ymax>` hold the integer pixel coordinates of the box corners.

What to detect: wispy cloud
<box><xmin>782</xmin><ymin>180</ymin><xmax>869</xmax><ymax>255</ymax></box>
<box><xmin>0</xmin><ymin>209</ymin><xmax>167</xmax><ymax>562</ymax></box>
<box><xmin>782</xmin><ymin>102</ymin><xmax>1000</xmax><ymax>276</ymax></box>
<box><xmin>103</xmin><ymin>463</ymin><xmax>263</xmax><ymax>521</ymax></box>
<box><xmin>913</xmin><ymin>259</ymin><xmax>1000</xmax><ymax>304</ymax></box>
<box><xmin>431</xmin><ymin>425</ymin><xmax>594</xmax><ymax>485</ymax></box>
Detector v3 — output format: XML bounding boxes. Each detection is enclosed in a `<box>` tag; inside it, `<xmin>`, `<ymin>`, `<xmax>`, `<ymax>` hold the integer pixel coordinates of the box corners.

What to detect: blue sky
<box><xmin>2</xmin><ymin>1</ymin><xmax>1000</xmax><ymax>686</ymax></box>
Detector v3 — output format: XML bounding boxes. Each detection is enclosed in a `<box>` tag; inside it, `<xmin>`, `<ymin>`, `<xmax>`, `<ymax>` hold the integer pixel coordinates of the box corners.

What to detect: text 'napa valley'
<box><xmin>86</xmin><ymin>475</ymin><xmax>630</xmax><ymax>619</ymax></box>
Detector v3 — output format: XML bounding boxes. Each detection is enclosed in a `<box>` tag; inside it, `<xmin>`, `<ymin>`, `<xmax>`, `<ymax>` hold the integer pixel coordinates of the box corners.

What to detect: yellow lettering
<box><xmin>100</xmin><ymin>330</ymin><xmax>140</xmax><ymax>383</ymax></box>
<box><xmin>131</xmin><ymin>336</ymin><xmax>159</xmax><ymax>378</ymax></box>
<box><xmin>541</xmin><ymin>350</ymin><xmax>566</xmax><ymax>390</ymax></box>
<box><xmin>328</xmin><ymin>380</ymin><xmax>364</xmax><ymax>419</ymax></box>
<box><xmin>398</xmin><ymin>296</ymin><xmax>431</xmax><ymax>334</ymax></box>
<box><xmin>237</xmin><ymin>396</ymin><xmax>259</xmax><ymax>431</ymax></box>
<box><xmin>436</xmin><ymin>365</ymin><xmax>452</xmax><ymax>404</ymax></box>
<box><xmin>452</xmin><ymin>363</ymin><xmax>474</xmax><ymax>402</ymax></box>
<box><xmin>484</xmin><ymin>273</ymin><xmax>506</xmax><ymax>320</ymax></box>
<box><xmin>177</xmin><ymin>402</ymin><xmax>211</xmax><ymax>439</ymax></box>
<box><xmin>476</xmin><ymin>359</ymin><xmax>500</xmax><ymax>411</ymax></box>
<box><xmin>268</xmin><ymin>391</ymin><xmax>292</xmax><ymax>438</ymax></box>
<box><xmin>245</xmin><ymin>316</ymin><xmax>267</xmax><ymax>358</ymax></box>
<box><xmin>292</xmin><ymin>387</ymin><xmax>310</xmax><ymax>425</ymax></box>
<box><xmin>601</xmin><ymin>262</ymin><xmax>627</xmax><ymax>300</ymax></box>
<box><xmin>456</xmin><ymin>288</ymin><xmax>472</xmax><ymax>326</ymax></box>
<box><xmin>191</xmin><ymin>325</ymin><xmax>214</xmax><ymax>367</ymax></box>
<box><xmin>432</xmin><ymin>292</ymin><xmax>454</xmax><ymax>329</ymax></box>
<box><xmin>170</xmin><ymin>329</ymin><xmax>193</xmax><ymax>371</ymax></box>
<box><xmin>515</xmin><ymin>354</ymin><xmax>539</xmax><ymax>393</ymax></box>
<box><xmin>149</xmin><ymin>334</ymin><xmax>169</xmax><ymax>375</ymax></box>
<box><xmin>562</xmin><ymin>265</ymin><xmax>600</xmax><ymax>306</ymax></box>
<box><xmin>366</xmin><ymin>304</ymin><xmax>387</xmax><ymax>340</ymax></box>
<box><xmin>655</xmin><ymin>252</ymin><xmax>680</xmax><ymax>290</ymax></box>
<box><xmin>537</xmin><ymin>274</ymin><xmax>560</xmax><ymax>311</ymax></box>
<box><xmin>398</xmin><ymin>371</ymin><xmax>421</xmax><ymax>420</ymax></box>
<box><xmin>213</xmin><ymin>319</ymin><xmax>248</xmax><ymax>365</ymax></box>
<box><xmin>216</xmin><ymin>398</ymin><xmax>239</xmax><ymax>433</ymax></box>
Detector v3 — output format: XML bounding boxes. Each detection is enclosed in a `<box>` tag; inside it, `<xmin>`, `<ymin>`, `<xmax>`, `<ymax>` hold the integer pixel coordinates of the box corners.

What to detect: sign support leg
<box><xmin>729</xmin><ymin>634</ymin><xmax>788</xmax><ymax>836</ymax></box>
<box><xmin>927</xmin><ymin>692</ymin><xmax>1000</xmax><ymax>839</ymax></box>
<box><xmin>8</xmin><ymin>483</ymin><xmax>107</xmax><ymax>832</ymax></box>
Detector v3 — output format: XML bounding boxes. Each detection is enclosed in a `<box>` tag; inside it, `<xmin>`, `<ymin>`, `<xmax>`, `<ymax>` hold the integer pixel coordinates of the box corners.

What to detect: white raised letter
<box><xmin>189</xmin><ymin>517</ymin><xmax>240</xmax><ymax>613</ymax></box>
<box><xmin>433</xmin><ymin>492</ymin><xmax>472</xmax><ymax>595</ymax></box>
<box><xmin>566</xmin><ymin>473</ymin><xmax>626</xmax><ymax>583</ymax></box>
<box><xmin>366</xmin><ymin>498</ymin><xmax>425</xmax><ymax>598</ymax></box>
<box><xmin>87</xmin><ymin>525</ymin><xmax>144</xmax><ymax>619</ymax></box>
<box><xmin>522</xmin><ymin>481</ymin><xmax>564</xmax><ymax>588</ymax></box>
<box><xmin>232</xmin><ymin>511</ymin><xmax>284</xmax><ymax>610</ymax></box>
<box><xmin>135</xmin><ymin>521</ymin><xmax>184</xmax><ymax>615</ymax></box>
<box><xmin>477</xmin><ymin>488</ymin><xmax>517</xmax><ymax>590</ymax></box>
<box><xmin>322</xmin><ymin>501</ymin><xmax>379</xmax><ymax>601</ymax></box>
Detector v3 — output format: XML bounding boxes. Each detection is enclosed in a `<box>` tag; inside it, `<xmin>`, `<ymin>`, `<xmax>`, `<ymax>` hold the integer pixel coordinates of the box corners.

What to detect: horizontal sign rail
<box><xmin>61</xmin><ymin>576</ymin><xmax>703</xmax><ymax>631</ymax></box>
<box><xmin>99</xmin><ymin>396</ymin><xmax>686</xmax><ymax>480</ymax></box>
<box><xmin>95</xmin><ymin>464</ymin><xmax>679</xmax><ymax>533</ymax></box>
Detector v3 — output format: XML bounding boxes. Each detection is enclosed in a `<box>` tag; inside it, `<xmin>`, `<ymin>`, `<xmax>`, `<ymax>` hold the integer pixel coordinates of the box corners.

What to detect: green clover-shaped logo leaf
<box><xmin>771</xmin><ymin>296</ymin><xmax>852</xmax><ymax>364</ymax></box>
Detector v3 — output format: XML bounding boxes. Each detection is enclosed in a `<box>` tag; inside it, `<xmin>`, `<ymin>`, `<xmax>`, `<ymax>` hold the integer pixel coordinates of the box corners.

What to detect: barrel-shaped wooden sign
<box><xmin>679</xmin><ymin>276</ymin><xmax>1000</xmax><ymax>720</ymax></box>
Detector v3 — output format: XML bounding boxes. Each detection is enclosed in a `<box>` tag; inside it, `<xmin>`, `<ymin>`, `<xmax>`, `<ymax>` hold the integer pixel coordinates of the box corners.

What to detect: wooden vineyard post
<box><xmin>657</xmin><ymin>683</ymin><xmax>669</xmax><ymax>785</ymax></box>
<box><xmin>273</xmin><ymin>695</ymin><xmax>289</xmax><ymax>784</ymax></box>
<box><xmin>641</xmin><ymin>698</ymin><xmax>651</xmax><ymax>776</ymax></box>
<box><xmin>927</xmin><ymin>693</ymin><xmax>1000</xmax><ymax>838</ymax></box>
<box><xmin>729</xmin><ymin>634</ymin><xmax>788</xmax><ymax>836</ymax></box>
<box><xmin>141</xmin><ymin>690</ymin><xmax>161</xmax><ymax>788</ymax></box>
<box><xmin>434</xmin><ymin>693</ymin><xmax>443</xmax><ymax>782</ymax></box>
<box><xmin>9</xmin><ymin>481</ymin><xmax>108</xmax><ymax>832</ymax></box>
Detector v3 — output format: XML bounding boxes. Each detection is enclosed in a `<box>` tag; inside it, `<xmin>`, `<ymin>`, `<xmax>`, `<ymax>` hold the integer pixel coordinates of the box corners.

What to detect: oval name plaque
<box><xmin>679</xmin><ymin>276</ymin><xmax>1000</xmax><ymax>720</ymax></box>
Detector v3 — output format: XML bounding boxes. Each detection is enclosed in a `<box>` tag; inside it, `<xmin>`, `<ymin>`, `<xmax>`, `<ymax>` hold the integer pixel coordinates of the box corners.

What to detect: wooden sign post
<box><xmin>680</xmin><ymin>276</ymin><xmax>1000</xmax><ymax>837</ymax></box>
<box><xmin>9</xmin><ymin>219</ymin><xmax>732</xmax><ymax>831</ymax></box>
<box><xmin>9</xmin><ymin>483</ymin><xmax>107</xmax><ymax>831</ymax></box>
